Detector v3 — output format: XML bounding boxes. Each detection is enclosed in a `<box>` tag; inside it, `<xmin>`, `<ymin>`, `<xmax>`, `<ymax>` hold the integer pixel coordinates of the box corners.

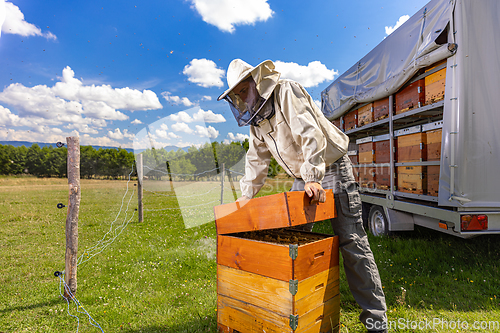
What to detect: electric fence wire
<box><xmin>143</xmin><ymin>199</ymin><xmax>221</xmax><ymax>212</ymax></box>
<box><xmin>56</xmin><ymin>165</ymin><xmax>136</xmax><ymax>333</ymax></box>
<box><xmin>143</xmin><ymin>185</ymin><xmax>221</xmax><ymax>198</ymax></box>
<box><xmin>143</xmin><ymin>165</ymin><xmax>219</xmax><ymax>177</ymax></box>
<box><xmin>58</xmin><ymin>274</ymin><xmax>104</xmax><ymax>333</ymax></box>
<box><xmin>77</xmin><ymin>166</ymin><xmax>136</xmax><ymax>267</ymax></box>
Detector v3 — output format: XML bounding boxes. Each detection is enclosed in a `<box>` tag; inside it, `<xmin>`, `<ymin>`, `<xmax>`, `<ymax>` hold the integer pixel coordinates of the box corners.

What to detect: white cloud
<box><xmin>202</xmin><ymin>96</ymin><xmax>212</xmax><ymax>101</ymax></box>
<box><xmin>0</xmin><ymin>0</ymin><xmax>57</xmax><ymax>39</ymax></box>
<box><xmin>168</xmin><ymin>108</ymin><xmax>226</xmax><ymax>123</ymax></box>
<box><xmin>162</xmin><ymin>91</ymin><xmax>194</xmax><ymax>107</ymax></box>
<box><xmin>189</xmin><ymin>0</ymin><xmax>274</xmax><ymax>33</ymax></box>
<box><xmin>0</xmin><ymin>66</ymin><xmax>164</xmax><ymax>142</ymax></box>
<box><xmin>314</xmin><ymin>99</ymin><xmax>321</xmax><ymax>109</ymax></box>
<box><xmin>108</xmin><ymin>128</ymin><xmax>135</xmax><ymax>140</ymax></box>
<box><xmin>274</xmin><ymin>61</ymin><xmax>338</xmax><ymax>88</ymax></box>
<box><xmin>195</xmin><ymin>125</ymin><xmax>219</xmax><ymax>139</ymax></box>
<box><xmin>131</xmin><ymin>119</ymin><xmax>142</xmax><ymax>125</ymax></box>
<box><xmin>160</xmin><ymin>123</ymin><xmax>168</xmax><ymax>130</ymax></box>
<box><xmin>154</xmin><ymin>128</ymin><xmax>180</xmax><ymax>140</ymax></box>
<box><xmin>171</xmin><ymin>122</ymin><xmax>193</xmax><ymax>134</ymax></box>
<box><xmin>183</xmin><ymin>59</ymin><xmax>224</xmax><ymax>88</ymax></box>
<box><xmin>0</xmin><ymin>127</ymin><xmax>79</xmax><ymax>144</ymax></box>
<box><xmin>53</xmin><ymin>66</ymin><xmax>162</xmax><ymax>111</ymax></box>
<box><xmin>224</xmin><ymin>132</ymin><xmax>250</xmax><ymax>144</ymax></box>
<box><xmin>385</xmin><ymin>15</ymin><xmax>410</xmax><ymax>35</ymax></box>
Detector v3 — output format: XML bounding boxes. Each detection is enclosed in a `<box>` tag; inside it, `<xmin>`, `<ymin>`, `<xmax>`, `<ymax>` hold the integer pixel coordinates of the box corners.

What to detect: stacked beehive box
<box><xmin>423</xmin><ymin>121</ymin><xmax>443</xmax><ymax>196</ymax></box>
<box><xmin>356</xmin><ymin>137</ymin><xmax>375</xmax><ymax>189</ymax></box>
<box><xmin>357</xmin><ymin>103</ymin><xmax>373</xmax><ymax>127</ymax></box>
<box><xmin>344</xmin><ymin>109</ymin><xmax>358</xmax><ymax>131</ymax></box>
<box><xmin>373</xmin><ymin>134</ymin><xmax>395</xmax><ymax>190</ymax></box>
<box><xmin>215</xmin><ymin>191</ymin><xmax>340</xmax><ymax>333</ymax></box>
<box><xmin>396</xmin><ymin>125</ymin><xmax>427</xmax><ymax>194</ymax></box>
<box><xmin>425</xmin><ymin>60</ymin><xmax>447</xmax><ymax>105</ymax></box>
<box><xmin>395</xmin><ymin>80</ymin><xmax>425</xmax><ymax>115</ymax></box>
<box><xmin>332</xmin><ymin>118</ymin><xmax>342</xmax><ymax>132</ymax></box>
<box><xmin>373</xmin><ymin>98</ymin><xmax>390</xmax><ymax>121</ymax></box>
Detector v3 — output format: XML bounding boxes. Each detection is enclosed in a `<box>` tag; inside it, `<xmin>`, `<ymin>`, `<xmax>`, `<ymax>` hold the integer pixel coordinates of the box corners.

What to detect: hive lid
<box><xmin>214</xmin><ymin>190</ymin><xmax>335</xmax><ymax>235</ymax></box>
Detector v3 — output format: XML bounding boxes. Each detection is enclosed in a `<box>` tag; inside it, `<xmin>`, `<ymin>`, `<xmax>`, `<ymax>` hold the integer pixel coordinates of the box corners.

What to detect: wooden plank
<box><xmin>217</xmin><ymin>265</ymin><xmax>292</xmax><ymax>316</ymax></box>
<box><xmin>217</xmin><ymin>235</ymin><xmax>293</xmax><ymax>281</ymax></box>
<box><xmin>294</xmin><ymin>235</ymin><xmax>339</xmax><ymax>281</ymax></box>
<box><xmin>373</xmin><ymin>97</ymin><xmax>389</xmax><ymax>121</ymax></box>
<box><xmin>295</xmin><ymin>266</ymin><xmax>339</xmax><ymax>317</ymax></box>
<box><xmin>357</xmin><ymin>103</ymin><xmax>373</xmax><ymax>127</ymax></box>
<box><xmin>395</xmin><ymin>79</ymin><xmax>425</xmax><ymax>114</ymax></box>
<box><xmin>217</xmin><ymin>323</ymin><xmax>236</xmax><ymax>333</ymax></box>
<box><xmin>427</xmin><ymin>165</ymin><xmax>440</xmax><ymax>196</ymax></box>
<box><xmin>286</xmin><ymin>191</ymin><xmax>336</xmax><ymax>227</ymax></box>
<box><xmin>425</xmin><ymin>129</ymin><xmax>442</xmax><ymax>161</ymax></box>
<box><xmin>425</xmin><ymin>68</ymin><xmax>446</xmax><ymax>105</ymax></box>
<box><xmin>295</xmin><ymin>294</ymin><xmax>340</xmax><ymax>333</ymax></box>
<box><xmin>215</xmin><ymin>193</ymin><xmax>290</xmax><ymax>234</ymax></box>
<box><xmin>358</xmin><ymin>141</ymin><xmax>375</xmax><ymax>153</ymax></box>
<box><xmin>217</xmin><ymin>294</ymin><xmax>292</xmax><ymax>333</ymax></box>
<box><xmin>344</xmin><ymin>109</ymin><xmax>358</xmax><ymax>131</ymax></box>
<box><xmin>332</xmin><ymin>119</ymin><xmax>342</xmax><ymax>131</ymax></box>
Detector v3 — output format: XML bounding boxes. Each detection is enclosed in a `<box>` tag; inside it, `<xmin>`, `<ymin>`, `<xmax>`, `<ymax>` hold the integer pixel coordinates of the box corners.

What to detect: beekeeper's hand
<box><xmin>236</xmin><ymin>195</ymin><xmax>251</xmax><ymax>202</ymax></box>
<box><xmin>304</xmin><ymin>182</ymin><xmax>326</xmax><ymax>204</ymax></box>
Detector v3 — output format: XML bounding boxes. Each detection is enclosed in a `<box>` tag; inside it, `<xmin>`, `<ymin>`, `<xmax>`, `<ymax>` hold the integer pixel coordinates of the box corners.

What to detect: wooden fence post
<box><xmin>65</xmin><ymin>137</ymin><xmax>80</xmax><ymax>298</ymax></box>
<box><xmin>137</xmin><ymin>154</ymin><xmax>143</xmax><ymax>223</ymax></box>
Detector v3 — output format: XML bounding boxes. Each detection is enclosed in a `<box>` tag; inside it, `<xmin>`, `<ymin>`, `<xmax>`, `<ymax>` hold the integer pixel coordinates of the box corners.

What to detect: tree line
<box><xmin>0</xmin><ymin>141</ymin><xmax>285</xmax><ymax>179</ymax></box>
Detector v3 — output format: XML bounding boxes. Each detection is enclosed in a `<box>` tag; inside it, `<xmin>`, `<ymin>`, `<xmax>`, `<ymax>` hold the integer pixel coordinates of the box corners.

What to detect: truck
<box><xmin>321</xmin><ymin>0</ymin><xmax>500</xmax><ymax>238</ymax></box>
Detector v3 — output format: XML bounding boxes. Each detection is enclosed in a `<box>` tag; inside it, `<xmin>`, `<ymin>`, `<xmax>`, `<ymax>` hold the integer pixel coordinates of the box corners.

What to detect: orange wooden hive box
<box><xmin>214</xmin><ymin>191</ymin><xmax>340</xmax><ymax>333</ymax></box>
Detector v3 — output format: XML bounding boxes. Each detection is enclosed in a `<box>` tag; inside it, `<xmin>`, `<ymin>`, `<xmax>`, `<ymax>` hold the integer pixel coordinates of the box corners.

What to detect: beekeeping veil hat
<box><xmin>218</xmin><ymin>59</ymin><xmax>281</xmax><ymax>126</ymax></box>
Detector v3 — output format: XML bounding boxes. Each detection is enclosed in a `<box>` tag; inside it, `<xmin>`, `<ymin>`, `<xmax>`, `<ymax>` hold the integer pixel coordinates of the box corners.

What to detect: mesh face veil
<box><xmin>224</xmin><ymin>76</ymin><xmax>268</xmax><ymax>127</ymax></box>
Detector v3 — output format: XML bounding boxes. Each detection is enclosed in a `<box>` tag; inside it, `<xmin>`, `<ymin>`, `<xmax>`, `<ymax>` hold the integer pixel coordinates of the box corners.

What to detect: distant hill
<box><xmin>0</xmin><ymin>141</ymin><xmax>188</xmax><ymax>153</ymax></box>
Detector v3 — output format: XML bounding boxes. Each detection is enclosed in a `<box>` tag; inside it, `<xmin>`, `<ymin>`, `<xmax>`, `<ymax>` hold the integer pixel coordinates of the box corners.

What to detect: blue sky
<box><xmin>0</xmin><ymin>0</ymin><xmax>429</xmax><ymax>150</ymax></box>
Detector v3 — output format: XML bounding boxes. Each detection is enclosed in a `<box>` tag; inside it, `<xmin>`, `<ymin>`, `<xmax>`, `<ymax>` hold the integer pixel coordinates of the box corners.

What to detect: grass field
<box><xmin>1</xmin><ymin>175</ymin><xmax>499</xmax><ymax>332</ymax></box>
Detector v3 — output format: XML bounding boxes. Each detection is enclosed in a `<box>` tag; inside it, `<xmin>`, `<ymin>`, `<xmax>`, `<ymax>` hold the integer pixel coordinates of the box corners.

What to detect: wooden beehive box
<box><xmin>347</xmin><ymin>150</ymin><xmax>358</xmax><ymax>165</ymax></box>
<box><xmin>395</xmin><ymin>126</ymin><xmax>427</xmax><ymax>162</ymax></box>
<box><xmin>356</xmin><ymin>137</ymin><xmax>374</xmax><ymax>164</ymax></box>
<box><xmin>425</xmin><ymin>60</ymin><xmax>446</xmax><ymax>105</ymax></box>
<box><xmin>373</xmin><ymin>134</ymin><xmax>396</xmax><ymax>164</ymax></box>
<box><xmin>357</xmin><ymin>103</ymin><xmax>373</xmax><ymax>127</ymax></box>
<box><xmin>332</xmin><ymin>118</ymin><xmax>342</xmax><ymax>131</ymax></box>
<box><xmin>373</xmin><ymin>97</ymin><xmax>390</xmax><ymax>121</ymax></box>
<box><xmin>423</xmin><ymin>121</ymin><xmax>443</xmax><ymax>196</ymax></box>
<box><xmin>214</xmin><ymin>191</ymin><xmax>340</xmax><ymax>333</ymax></box>
<box><xmin>352</xmin><ymin>165</ymin><xmax>360</xmax><ymax>183</ymax></box>
<box><xmin>344</xmin><ymin>109</ymin><xmax>358</xmax><ymax>131</ymax></box>
<box><xmin>374</xmin><ymin>166</ymin><xmax>392</xmax><ymax>191</ymax></box>
<box><xmin>397</xmin><ymin>166</ymin><xmax>427</xmax><ymax>194</ymax></box>
<box><xmin>359</xmin><ymin>166</ymin><xmax>375</xmax><ymax>189</ymax></box>
<box><xmin>395</xmin><ymin>79</ymin><xmax>425</xmax><ymax>115</ymax></box>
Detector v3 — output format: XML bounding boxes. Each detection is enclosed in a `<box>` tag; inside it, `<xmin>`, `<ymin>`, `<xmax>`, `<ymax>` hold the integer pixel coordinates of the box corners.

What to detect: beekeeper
<box><xmin>218</xmin><ymin>59</ymin><xmax>388</xmax><ymax>333</ymax></box>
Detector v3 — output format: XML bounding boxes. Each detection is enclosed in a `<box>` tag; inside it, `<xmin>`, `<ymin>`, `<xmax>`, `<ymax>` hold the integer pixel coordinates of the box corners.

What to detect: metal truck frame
<box><xmin>321</xmin><ymin>0</ymin><xmax>500</xmax><ymax>238</ymax></box>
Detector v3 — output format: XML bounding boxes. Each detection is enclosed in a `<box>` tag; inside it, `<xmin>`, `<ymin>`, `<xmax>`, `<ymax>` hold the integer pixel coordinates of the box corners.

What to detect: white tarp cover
<box><xmin>439</xmin><ymin>0</ymin><xmax>500</xmax><ymax>208</ymax></box>
<box><xmin>321</xmin><ymin>0</ymin><xmax>454</xmax><ymax>120</ymax></box>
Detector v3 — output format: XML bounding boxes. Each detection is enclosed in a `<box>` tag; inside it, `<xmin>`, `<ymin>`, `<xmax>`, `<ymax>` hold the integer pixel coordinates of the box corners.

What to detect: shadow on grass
<box><xmin>0</xmin><ymin>297</ymin><xmax>62</xmax><ymax>314</ymax></box>
<box><xmin>121</xmin><ymin>315</ymin><xmax>217</xmax><ymax>333</ymax></box>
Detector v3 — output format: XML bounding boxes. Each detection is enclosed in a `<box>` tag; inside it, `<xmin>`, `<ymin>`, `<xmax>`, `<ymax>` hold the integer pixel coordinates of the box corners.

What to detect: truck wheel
<box><xmin>368</xmin><ymin>206</ymin><xmax>390</xmax><ymax>236</ymax></box>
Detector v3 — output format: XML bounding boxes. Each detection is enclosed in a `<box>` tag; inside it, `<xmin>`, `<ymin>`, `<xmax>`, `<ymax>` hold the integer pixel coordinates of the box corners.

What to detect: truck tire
<box><xmin>368</xmin><ymin>205</ymin><xmax>390</xmax><ymax>236</ymax></box>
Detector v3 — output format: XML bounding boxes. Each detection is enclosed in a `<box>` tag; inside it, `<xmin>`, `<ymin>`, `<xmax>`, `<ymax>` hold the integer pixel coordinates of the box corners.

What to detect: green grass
<box><xmin>0</xmin><ymin>176</ymin><xmax>499</xmax><ymax>332</ymax></box>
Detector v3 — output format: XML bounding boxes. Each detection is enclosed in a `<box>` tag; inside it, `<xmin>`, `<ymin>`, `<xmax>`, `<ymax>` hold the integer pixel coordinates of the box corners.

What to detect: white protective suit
<box><xmin>236</xmin><ymin>61</ymin><xmax>349</xmax><ymax>198</ymax></box>
<box><xmin>219</xmin><ymin>59</ymin><xmax>388</xmax><ymax>332</ymax></box>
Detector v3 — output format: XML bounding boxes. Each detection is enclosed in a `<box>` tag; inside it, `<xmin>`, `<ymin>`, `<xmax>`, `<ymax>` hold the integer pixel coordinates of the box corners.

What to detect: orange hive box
<box><xmin>423</xmin><ymin>121</ymin><xmax>443</xmax><ymax>196</ymax></box>
<box><xmin>343</xmin><ymin>109</ymin><xmax>358</xmax><ymax>131</ymax></box>
<box><xmin>395</xmin><ymin>79</ymin><xmax>425</xmax><ymax>115</ymax></box>
<box><xmin>357</xmin><ymin>103</ymin><xmax>373</xmax><ymax>127</ymax></box>
<box><xmin>373</xmin><ymin>97</ymin><xmax>390</xmax><ymax>121</ymax></box>
<box><xmin>425</xmin><ymin>60</ymin><xmax>447</xmax><ymax>105</ymax></box>
<box><xmin>214</xmin><ymin>191</ymin><xmax>340</xmax><ymax>333</ymax></box>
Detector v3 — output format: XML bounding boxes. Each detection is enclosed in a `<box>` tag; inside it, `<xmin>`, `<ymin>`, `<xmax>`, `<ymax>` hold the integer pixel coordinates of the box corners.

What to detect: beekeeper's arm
<box><xmin>279</xmin><ymin>80</ymin><xmax>328</xmax><ymax>202</ymax></box>
<box><xmin>238</xmin><ymin>125</ymin><xmax>272</xmax><ymax>200</ymax></box>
